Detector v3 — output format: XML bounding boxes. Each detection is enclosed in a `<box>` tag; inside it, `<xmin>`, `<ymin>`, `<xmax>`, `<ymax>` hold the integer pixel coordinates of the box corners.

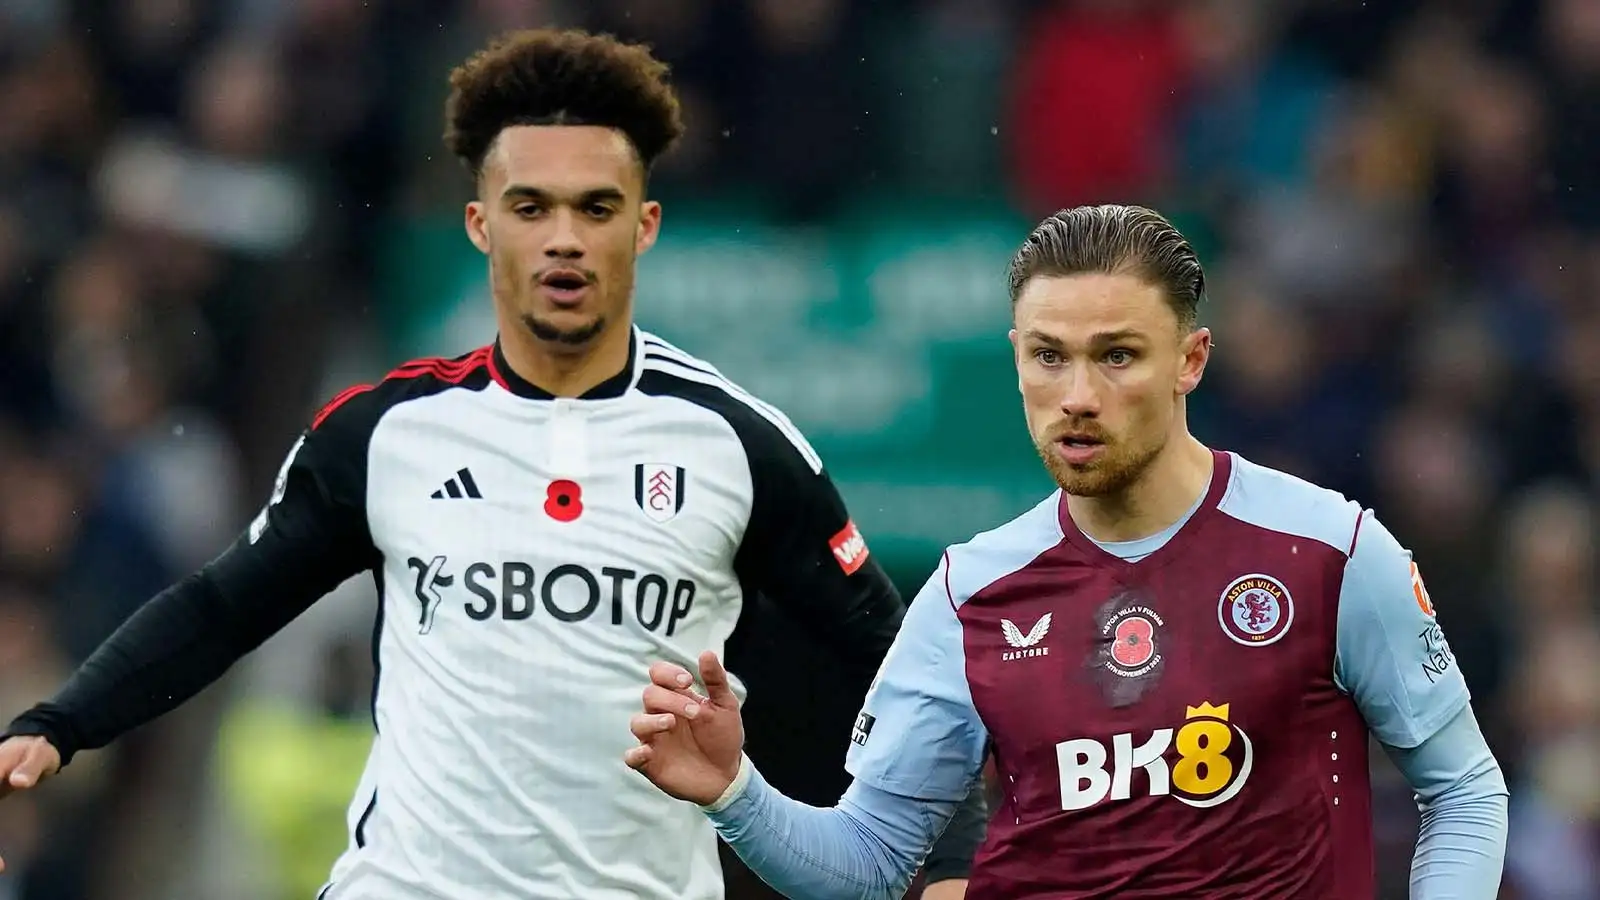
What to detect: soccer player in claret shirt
<box><xmin>626</xmin><ymin>205</ymin><xmax>1511</xmax><ymax>899</ymax></box>
<box><xmin>0</xmin><ymin>29</ymin><xmax>986</xmax><ymax>900</ymax></box>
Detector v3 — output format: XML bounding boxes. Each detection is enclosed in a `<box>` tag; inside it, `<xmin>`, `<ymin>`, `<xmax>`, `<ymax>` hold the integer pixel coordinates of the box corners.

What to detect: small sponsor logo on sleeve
<box><xmin>1410</xmin><ymin>562</ymin><xmax>1436</xmax><ymax>617</ymax></box>
<box><xmin>851</xmin><ymin>712</ymin><xmax>876</xmax><ymax>747</ymax></box>
<box><xmin>1418</xmin><ymin>622</ymin><xmax>1456</xmax><ymax>683</ymax></box>
<box><xmin>829</xmin><ymin>520</ymin><xmax>870</xmax><ymax>575</ymax></box>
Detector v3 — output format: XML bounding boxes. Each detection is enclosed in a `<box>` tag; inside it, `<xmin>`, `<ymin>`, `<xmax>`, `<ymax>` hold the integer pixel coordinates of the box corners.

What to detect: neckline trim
<box><xmin>1056</xmin><ymin>449</ymin><xmax>1233</xmax><ymax>572</ymax></box>
<box><xmin>487</xmin><ymin>326</ymin><xmax>641</xmax><ymax>400</ymax></box>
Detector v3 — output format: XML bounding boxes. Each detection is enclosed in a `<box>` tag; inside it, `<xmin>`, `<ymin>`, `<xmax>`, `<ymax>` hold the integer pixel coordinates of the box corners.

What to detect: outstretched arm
<box><xmin>730</xmin><ymin>421</ymin><xmax>990</xmax><ymax>886</ymax></box>
<box><xmin>704</xmin><ymin>756</ymin><xmax>968</xmax><ymax>900</ymax></box>
<box><xmin>3</xmin><ymin>393</ymin><xmax>379</xmax><ymax>766</ymax></box>
<box><xmin>629</xmin><ymin>553</ymin><xmax>989</xmax><ymax>898</ymax></box>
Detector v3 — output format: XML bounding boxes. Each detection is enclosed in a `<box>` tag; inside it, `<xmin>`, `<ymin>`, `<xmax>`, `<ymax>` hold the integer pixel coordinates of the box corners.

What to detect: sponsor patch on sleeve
<box><xmin>829</xmin><ymin>520</ymin><xmax>870</xmax><ymax>575</ymax></box>
<box><xmin>851</xmin><ymin>712</ymin><xmax>876</xmax><ymax>747</ymax></box>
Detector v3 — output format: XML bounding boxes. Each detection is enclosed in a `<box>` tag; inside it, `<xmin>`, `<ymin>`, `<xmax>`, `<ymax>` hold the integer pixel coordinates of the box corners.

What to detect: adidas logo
<box><xmin>431</xmin><ymin>467</ymin><xmax>483</xmax><ymax>500</ymax></box>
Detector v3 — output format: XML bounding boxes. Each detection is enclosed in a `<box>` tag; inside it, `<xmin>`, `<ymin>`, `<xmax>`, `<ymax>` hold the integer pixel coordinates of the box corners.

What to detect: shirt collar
<box><xmin>489</xmin><ymin>326</ymin><xmax>639</xmax><ymax>400</ymax></box>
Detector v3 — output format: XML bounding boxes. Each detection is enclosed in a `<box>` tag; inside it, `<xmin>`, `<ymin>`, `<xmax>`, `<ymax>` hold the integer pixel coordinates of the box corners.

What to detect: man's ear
<box><xmin>1009</xmin><ymin>328</ymin><xmax>1025</xmax><ymax>394</ymax></box>
<box><xmin>636</xmin><ymin>199</ymin><xmax>662</xmax><ymax>256</ymax></box>
<box><xmin>1176</xmin><ymin>327</ymin><xmax>1212</xmax><ymax>395</ymax></box>
<box><xmin>465</xmin><ymin>200</ymin><xmax>490</xmax><ymax>255</ymax></box>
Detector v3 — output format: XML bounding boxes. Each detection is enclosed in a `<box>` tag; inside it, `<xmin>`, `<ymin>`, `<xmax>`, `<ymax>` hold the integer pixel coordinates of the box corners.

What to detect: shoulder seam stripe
<box><xmin>642</xmin><ymin>333</ymin><xmax>701</xmax><ymax>361</ymax></box>
<box><xmin>311</xmin><ymin>347</ymin><xmax>493</xmax><ymax>429</ymax></box>
<box><xmin>385</xmin><ymin>346</ymin><xmax>492</xmax><ymax>382</ymax></box>
<box><xmin>641</xmin><ymin>344</ymin><xmax>800</xmax><ymax>435</ymax></box>
<box><xmin>312</xmin><ymin>383</ymin><xmax>374</xmax><ymax>429</ymax></box>
<box><xmin>1347</xmin><ymin>508</ymin><xmax>1367</xmax><ymax>558</ymax></box>
<box><xmin>642</xmin><ymin>339</ymin><xmax>727</xmax><ymax>379</ymax></box>
<box><xmin>392</xmin><ymin>346</ymin><xmax>492</xmax><ymax>379</ymax></box>
<box><xmin>640</xmin><ymin>359</ymin><xmax>823</xmax><ymax>473</ymax></box>
<box><xmin>642</xmin><ymin>338</ymin><xmax>745</xmax><ymax>386</ymax></box>
<box><xmin>643</xmin><ymin>350</ymin><xmax>716</xmax><ymax>378</ymax></box>
<box><xmin>642</xmin><ymin>358</ymin><xmax>822</xmax><ymax>472</ymax></box>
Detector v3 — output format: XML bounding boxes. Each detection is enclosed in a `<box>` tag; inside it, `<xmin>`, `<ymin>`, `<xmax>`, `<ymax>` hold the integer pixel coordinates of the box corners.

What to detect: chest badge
<box><xmin>546</xmin><ymin>480</ymin><xmax>584</xmax><ymax>522</ymax></box>
<box><xmin>1218</xmin><ymin>574</ymin><xmax>1295</xmax><ymax>646</ymax></box>
<box><xmin>634</xmin><ymin>464</ymin><xmax>686</xmax><ymax>524</ymax></box>
<box><xmin>1104</xmin><ymin>605</ymin><xmax>1164</xmax><ymax>678</ymax></box>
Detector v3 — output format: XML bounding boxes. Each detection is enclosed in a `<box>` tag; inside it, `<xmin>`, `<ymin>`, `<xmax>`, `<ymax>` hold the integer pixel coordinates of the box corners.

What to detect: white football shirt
<box><xmin>240</xmin><ymin>327</ymin><xmax>905</xmax><ymax>899</ymax></box>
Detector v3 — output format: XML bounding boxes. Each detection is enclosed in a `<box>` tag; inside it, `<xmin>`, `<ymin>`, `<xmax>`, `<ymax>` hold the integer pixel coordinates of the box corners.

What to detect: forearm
<box><xmin>1410</xmin><ymin>765</ymin><xmax>1508</xmax><ymax>898</ymax></box>
<box><xmin>1383</xmin><ymin>709</ymin><xmax>1509</xmax><ymax>899</ymax></box>
<box><xmin>5</xmin><ymin>567</ymin><xmax>308</xmax><ymax>764</ymax></box>
<box><xmin>1412</xmin><ymin>801</ymin><xmax>1508</xmax><ymax>897</ymax></box>
<box><xmin>705</xmin><ymin>756</ymin><xmax>954</xmax><ymax>900</ymax></box>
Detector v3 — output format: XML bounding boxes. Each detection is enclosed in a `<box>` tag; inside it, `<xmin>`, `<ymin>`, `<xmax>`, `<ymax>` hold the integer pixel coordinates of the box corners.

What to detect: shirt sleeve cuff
<box><xmin>700</xmin><ymin>753</ymin><xmax>754</xmax><ymax>814</ymax></box>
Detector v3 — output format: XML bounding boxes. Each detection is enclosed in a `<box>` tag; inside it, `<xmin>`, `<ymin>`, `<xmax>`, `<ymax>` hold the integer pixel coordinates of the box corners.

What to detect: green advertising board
<box><xmin>378</xmin><ymin>200</ymin><xmax>1057</xmax><ymax>578</ymax></box>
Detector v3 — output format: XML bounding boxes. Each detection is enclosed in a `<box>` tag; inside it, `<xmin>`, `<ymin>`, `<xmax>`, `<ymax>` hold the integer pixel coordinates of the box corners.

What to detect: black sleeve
<box><xmin>3</xmin><ymin>392</ymin><xmax>380</xmax><ymax>766</ymax></box>
<box><xmin>731</xmin><ymin>434</ymin><xmax>904</xmax><ymax>684</ymax></box>
<box><xmin>922</xmin><ymin>777</ymin><xmax>990</xmax><ymax>883</ymax></box>
<box><xmin>731</xmin><ymin>426</ymin><xmax>989</xmax><ymax>879</ymax></box>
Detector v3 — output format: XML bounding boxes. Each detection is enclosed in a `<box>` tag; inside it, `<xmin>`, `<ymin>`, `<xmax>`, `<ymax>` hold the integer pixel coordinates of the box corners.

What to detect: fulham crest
<box><xmin>634</xmin><ymin>464</ymin><xmax>686</xmax><ymax>523</ymax></box>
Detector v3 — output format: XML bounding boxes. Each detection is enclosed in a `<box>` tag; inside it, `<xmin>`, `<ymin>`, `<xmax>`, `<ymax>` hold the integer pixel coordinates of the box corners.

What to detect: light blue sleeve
<box><xmin>1381</xmin><ymin>707</ymin><xmax>1509</xmax><ymax>899</ymax></box>
<box><xmin>843</xmin><ymin>553</ymin><xmax>990</xmax><ymax>800</ymax></box>
<box><xmin>701</xmin><ymin>558</ymin><xmax>987</xmax><ymax>898</ymax></box>
<box><xmin>703</xmin><ymin>761</ymin><xmax>962</xmax><ymax>900</ymax></box>
<box><xmin>1334</xmin><ymin>512</ymin><xmax>1471</xmax><ymax>748</ymax></box>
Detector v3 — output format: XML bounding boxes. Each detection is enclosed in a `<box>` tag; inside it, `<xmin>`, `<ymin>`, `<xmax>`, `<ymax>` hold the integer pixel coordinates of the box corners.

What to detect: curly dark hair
<box><xmin>444</xmin><ymin>28</ymin><xmax>685</xmax><ymax>181</ymax></box>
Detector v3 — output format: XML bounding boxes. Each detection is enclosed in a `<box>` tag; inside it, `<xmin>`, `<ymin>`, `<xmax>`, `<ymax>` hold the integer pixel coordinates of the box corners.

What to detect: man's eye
<box><xmin>1035</xmin><ymin>349</ymin><xmax>1062</xmax><ymax>366</ymax></box>
<box><xmin>1106</xmin><ymin>349</ymin><xmax>1135</xmax><ymax>366</ymax></box>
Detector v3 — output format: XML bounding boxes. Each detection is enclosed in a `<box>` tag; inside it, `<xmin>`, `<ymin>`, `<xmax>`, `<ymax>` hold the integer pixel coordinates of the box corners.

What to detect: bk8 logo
<box><xmin>1054</xmin><ymin>701</ymin><xmax>1254</xmax><ymax>811</ymax></box>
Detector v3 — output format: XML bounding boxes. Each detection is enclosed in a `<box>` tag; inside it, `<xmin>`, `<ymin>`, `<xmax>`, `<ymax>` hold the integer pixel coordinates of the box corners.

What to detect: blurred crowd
<box><xmin>0</xmin><ymin>0</ymin><xmax>1597</xmax><ymax>898</ymax></box>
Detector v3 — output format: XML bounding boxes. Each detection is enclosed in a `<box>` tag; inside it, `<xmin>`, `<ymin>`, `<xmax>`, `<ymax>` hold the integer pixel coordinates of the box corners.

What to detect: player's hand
<box><xmin>0</xmin><ymin>735</ymin><xmax>61</xmax><ymax>873</ymax></box>
<box><xmin>624</xmin><ymin>651</ymin><xmax>743</xmax><ymax>806</ymax></box>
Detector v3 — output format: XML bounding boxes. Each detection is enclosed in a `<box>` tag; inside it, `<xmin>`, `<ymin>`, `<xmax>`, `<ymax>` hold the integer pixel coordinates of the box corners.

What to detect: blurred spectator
<box><xmin>1006</xmin><ymin>0</ymin><xmax>1189</xmax><ymax>211</ymax></box>
<box><xmin>1174</xmin><ymin>0</ymin><xmax>1339</xmax><ymax>199</ymax></box>
<box><xmin>867</xmin><ymin>0</ymin><xmax>1016</xmax><ymax>196</ymax></box>
<box><xmin>1539</xmin><ymin>0</ymin><xmax>1600</xmax><ymax>230</ymax></box>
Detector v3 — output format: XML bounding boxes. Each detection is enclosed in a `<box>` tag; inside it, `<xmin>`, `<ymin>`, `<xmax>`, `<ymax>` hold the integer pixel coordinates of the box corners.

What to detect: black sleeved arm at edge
<box><xmin>3</xmin><ymin>392</ymin><xmax>379</xmax><ymax>766</ymax></box>
<box><xmin>922</xmin><ymin>778</ymin><xmax>990</xmax><ymax>883</ymax></box>
<box><xmin>730</xmin><ymin>425</ymin><xmax>905</xmax><ymax>687</ymax></box>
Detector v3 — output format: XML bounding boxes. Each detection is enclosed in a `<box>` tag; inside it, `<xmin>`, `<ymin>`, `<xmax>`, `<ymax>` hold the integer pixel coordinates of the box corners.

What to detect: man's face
<box><xmin>465</xmin><ymin>125</ymin><xmax>661</xmax><ymax>349</ymax></box>
<box><xmin>1009</xmin><ymin>273</ymin><xmax>1209</xmax><ymax>497</ymax></box>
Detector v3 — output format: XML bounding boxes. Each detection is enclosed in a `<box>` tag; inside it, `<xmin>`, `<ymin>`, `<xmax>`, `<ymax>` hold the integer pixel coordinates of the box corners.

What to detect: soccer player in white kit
<box><xmin>0</xmin><ymin>28</ymin><xmax>986</xmax><ymax>900</ymax></box>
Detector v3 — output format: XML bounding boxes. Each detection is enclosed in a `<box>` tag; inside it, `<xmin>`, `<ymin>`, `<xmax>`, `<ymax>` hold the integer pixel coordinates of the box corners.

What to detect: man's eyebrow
<box><xmin>1020</xmin><ymin>328</ymin><xmax>1148</xmax><ymax>346</ymax></box>
<box><xmin>500</xmin><ymin>185</ymin><xmax>626</xmax><ymax>204</ymax></box>
<box><xmin>500</xmin><ymin>184</ymin><xmax>549</xmax><ymax>202</ymax></box>
<box><xmin>1021</xmin><ymin>329</ymin><xmax>1063</xmax><ymax>348</ymax></box>
<box><xmin>1088</xmin><ymin>329</ymin><xmax>1146</xmax><ymax>344</ymax></box>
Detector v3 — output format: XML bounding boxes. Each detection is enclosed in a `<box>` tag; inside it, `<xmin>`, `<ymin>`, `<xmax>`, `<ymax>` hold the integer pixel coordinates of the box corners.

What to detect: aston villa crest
<box><xmin>634</xmin><ymin>463</ymin><xmax>686</xmax><ymax>523</ymax></box>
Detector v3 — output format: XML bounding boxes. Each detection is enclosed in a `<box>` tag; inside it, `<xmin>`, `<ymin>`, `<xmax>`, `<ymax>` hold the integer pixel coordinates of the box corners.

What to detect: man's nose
<box><xmin>1059</xmin><ymin>364</ymin><xmax>1101</xmax><ymax>418</ymax></box>
<box><xmin>543</xmin><ymin>208</ymin><xmax>585</xmax><ymax>259</ymax></box>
